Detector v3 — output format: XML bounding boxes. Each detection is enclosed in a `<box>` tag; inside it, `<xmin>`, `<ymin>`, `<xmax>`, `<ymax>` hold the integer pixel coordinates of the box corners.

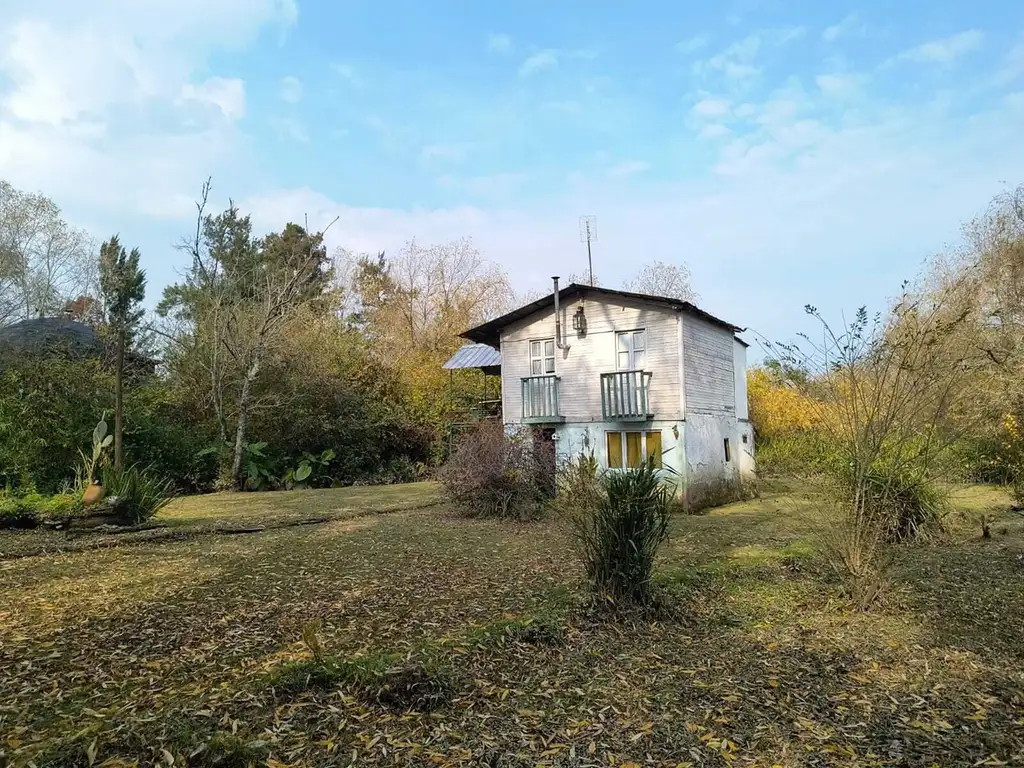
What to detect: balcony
<box><xmin>521</xmin><ymin>375</ymin><xmax>565</xmax><ymax>424</ymax></box>
<box><xmin>601</xmin><ymin>370</ymin><xmax>653</xmax><ymax>421</ymax></box>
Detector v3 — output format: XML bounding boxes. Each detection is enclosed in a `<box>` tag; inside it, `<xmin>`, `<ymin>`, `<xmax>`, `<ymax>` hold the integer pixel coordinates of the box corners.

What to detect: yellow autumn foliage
<box><xmin>746</xmin><ymin>368</ymin><xmax>817</xmax><ymax>440</ymax></box>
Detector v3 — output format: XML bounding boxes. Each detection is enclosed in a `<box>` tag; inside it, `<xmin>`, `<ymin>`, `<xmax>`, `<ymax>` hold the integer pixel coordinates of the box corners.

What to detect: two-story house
<box><xmin>452</xmin><ymin>279</ymin><xmax>754</xmax><ymax>508</ymax></box>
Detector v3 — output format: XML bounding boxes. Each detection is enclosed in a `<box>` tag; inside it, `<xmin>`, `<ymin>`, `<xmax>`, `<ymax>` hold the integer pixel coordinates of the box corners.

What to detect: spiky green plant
<box><xmin>565</xmin><ymin>461</ymin><xmax>673</xmax><ymax>605</ymax></box>
<box><xmin>101</xmin><ymin>464</ymin><xmax>172</xmax><ymax>524</ymax></box>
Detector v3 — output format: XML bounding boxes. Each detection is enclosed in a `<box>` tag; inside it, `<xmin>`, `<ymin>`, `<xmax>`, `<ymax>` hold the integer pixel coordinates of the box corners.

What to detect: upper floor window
<box><xmin>616</xmin><ymin>329</ymin><xmax>646</xmax><ymax>370</ymax></box>
<box><xmin>530</xmin><ymin>338</ymin><xmax>556</xmax><ymax>375</ymax></box>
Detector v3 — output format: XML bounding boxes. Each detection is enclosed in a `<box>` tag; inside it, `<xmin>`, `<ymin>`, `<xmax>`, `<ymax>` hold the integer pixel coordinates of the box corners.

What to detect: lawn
<box><xmin>1</xmin><ymin>482</ymin><xmax>1022</xmax><ymax>767</ymax></box>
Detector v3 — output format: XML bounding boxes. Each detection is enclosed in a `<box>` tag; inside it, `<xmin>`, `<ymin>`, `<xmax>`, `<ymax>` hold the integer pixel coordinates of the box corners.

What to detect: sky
<box><xmin>1</xmin><ymin>0</ymin><xmax>1023</xmax><ymax>353</ymax></box>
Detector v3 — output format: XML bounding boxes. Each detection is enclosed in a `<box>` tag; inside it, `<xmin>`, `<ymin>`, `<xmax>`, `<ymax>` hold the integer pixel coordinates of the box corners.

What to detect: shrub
<box><xmin>0</xmin><ymin>491</ymin><xmax>83</xmax><ymax>529</ymax></box>
<box><xmin>563</xmin><ymin>460</ymin><xmax>673</xmax><ymax>605</ymax></box>
<box><xmin>101</xmin><ymin>464</ymin><xmax>173</xmax><ymax>524</ymax></box>
<box><xmin>440</xmin><ymin>421</ymin><xmax>553</xmax><ymax>520</ymax></box>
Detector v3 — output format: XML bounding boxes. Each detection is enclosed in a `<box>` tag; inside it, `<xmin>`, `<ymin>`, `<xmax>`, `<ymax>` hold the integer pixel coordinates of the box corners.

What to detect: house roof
<box><xmin>443</xmin><ymin>343</ymin><xmax>502</xmax><ymax>370</ymax></box>
<box><xmin>0</xmin><ymin>317</ymin><xmax>104</xmax><ymax>353</ymax></box>
<box><xmin>460</xmin><ymin>283</ymin><xmax>744</xmax><ymax>348</ymax></box>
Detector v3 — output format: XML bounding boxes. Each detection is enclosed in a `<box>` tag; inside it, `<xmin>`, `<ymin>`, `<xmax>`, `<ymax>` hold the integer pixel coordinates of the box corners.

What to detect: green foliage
<box><xmin>284</xmin><ymin>449</ymin><xmax>336</xmax><ymax>489</ymax></box>
<box><xmin>240</xmin><ymin>442</ymin><xmax>278</xmax><ymax>491</ymax></box>
<box><xmin>100</xmin><ymin>464</ymin><xmax>172</xmax><ymax>524</ymax></box>
<box><xmin>440</xmin><ymin>421</ymin><xmax>554</xmax><ymax>520</ymax></box>
<box><xmin>564</xmin><ymin>460</ymin><xmax>674</xmax><ymax>605</ymax></box>
<box><xmin>0</xmin><ymin>491</ymin><xmax>82</xmax><ymax>529</ymax></box>
<box><xmin>98</xmin><ymin>235</ymin><xmax>146</xmax><ymax>340</ymax></box>
<box><xmin>0</xmin><ymin>353</ymin><xmax>114</xmax><ymax>493</ymax></box>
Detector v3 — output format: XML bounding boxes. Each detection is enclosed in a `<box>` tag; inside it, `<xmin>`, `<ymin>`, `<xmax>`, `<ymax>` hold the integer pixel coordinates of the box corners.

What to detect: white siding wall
<box><xmin>501</xmin><ymin>296</ymin><xmax>683</xmax><ymax>424</ymax></box>
<box><xmin>733</xmin><ymin>339</ymin><xmax>749</xmax><ymax>421</ymax></box>
<box><xmin>682</xmin><ymin>315</ymin><xmax>736</xmax><ymax>415</ymax></box>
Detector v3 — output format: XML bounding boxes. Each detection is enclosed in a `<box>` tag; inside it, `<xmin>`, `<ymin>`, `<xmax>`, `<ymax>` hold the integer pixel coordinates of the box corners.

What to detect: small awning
<box><xmin>443</xmin><ymin>343</ymin><xmax>501</xmax><ymax>371</ymax></box>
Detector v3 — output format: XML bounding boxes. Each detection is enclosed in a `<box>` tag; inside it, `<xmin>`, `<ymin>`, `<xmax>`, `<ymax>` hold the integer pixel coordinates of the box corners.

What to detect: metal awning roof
<box><xmin>443</xmin><ymin>343</ymin><xmax>502</xmax><ymax>370</ymax></box>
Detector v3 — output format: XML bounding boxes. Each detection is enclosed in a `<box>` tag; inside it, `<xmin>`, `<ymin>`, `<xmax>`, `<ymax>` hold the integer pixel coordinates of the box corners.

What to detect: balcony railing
<box><xmin>521</xmin><ymin>375</ymin><xmax>565</xmax><ymax>424</ymax></box>
<box><xmin>601</xmin><ymin>370</ymin><xmax>653</xmax><ymax>421</ymax></box>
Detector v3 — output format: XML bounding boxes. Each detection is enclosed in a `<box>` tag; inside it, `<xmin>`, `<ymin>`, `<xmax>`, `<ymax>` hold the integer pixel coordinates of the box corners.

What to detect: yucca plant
<box><xmin>101</xmin><ymin>464</ymin><xmax>173</xmax><ymax>525</ymax></box>
<box><xmin>565</xmin><ymin>460</ymin><xmax>673</xmax><ymax>605</ymax></box>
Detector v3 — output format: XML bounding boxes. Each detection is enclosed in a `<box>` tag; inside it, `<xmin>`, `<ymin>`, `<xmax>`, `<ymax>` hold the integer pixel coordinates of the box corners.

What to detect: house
<box><xmin>449</xmin><ymin>279</ymin><xmax>754</xmax><ymax>507</ymax></box>
<box><xmin>0</xmin><ymin>317</ymin><xmax>157</xmax><ymax>374</ymax></box>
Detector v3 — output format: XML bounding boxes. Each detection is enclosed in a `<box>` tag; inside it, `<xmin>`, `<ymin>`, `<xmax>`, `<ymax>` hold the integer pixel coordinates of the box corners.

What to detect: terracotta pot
<box><xmin>82</xmin><ymin>481</ymin><xmax>106</xmax><ymax>506</ymax></box>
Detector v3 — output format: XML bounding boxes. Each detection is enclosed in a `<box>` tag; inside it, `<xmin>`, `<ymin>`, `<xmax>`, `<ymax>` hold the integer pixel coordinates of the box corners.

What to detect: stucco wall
<box><xmin>554</xmin><ymin>420</ymin><xmax>687</xmax><ymax>493</ymax></box>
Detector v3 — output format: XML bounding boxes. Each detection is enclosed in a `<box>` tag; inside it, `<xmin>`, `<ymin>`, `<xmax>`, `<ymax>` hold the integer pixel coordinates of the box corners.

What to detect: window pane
<box><xmin>633</xmin><ymin>330</ymin><xmax>646</xmax><ymax>350</ymax></box>
<box><xmin>646</xmin><ymin>431</ymin><xmax>662</xmax><ymax>468</ymax></box>
<box><xmin>606</xmin><ymin>432</ymin><xmax>623</xmax><ymax>468</ymax></box>
<box><xmin>531</xmin><ymin>359</ymin><xmax>541</xmax><ymax>375</ymax></box>
<box><xmin>617</xmin><ymin>332</ymin><xmax>629</xmax><ymax>352</ymax></box>
<box><xmin>544</xmin><ymin>356</ymin><xmax>555</xmax><ymax>374</ymax></box>
<box><xmin>544</xmin><ymin>339</ymin><xmax>554</xmax><ymax>357</ymax></box>
<box><xmin>617</xmin><ymin>351</ymin><xmax>630</xmax><ymax>370</ymax></box>
<box><xmin>633</xmin><ymin>349</ymin><xmax>646</xmax><ymax>370</ymax></box>
<box><xmin>530</xmin><ymin>341</ymin><xmax>541</xmax><ymax>358</ymax></box>
<box><xmin>626</xmin><ymin>432</ymin><xmax>642</xmax><ymax>468</ymax></box>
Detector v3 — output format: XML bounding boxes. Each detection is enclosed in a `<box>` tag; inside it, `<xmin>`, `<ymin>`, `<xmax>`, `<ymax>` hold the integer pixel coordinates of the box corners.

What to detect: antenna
<box><xmin>578</xmin><ymin>215</ymin><xmax>597</xmax><ymax>286</ymax></box>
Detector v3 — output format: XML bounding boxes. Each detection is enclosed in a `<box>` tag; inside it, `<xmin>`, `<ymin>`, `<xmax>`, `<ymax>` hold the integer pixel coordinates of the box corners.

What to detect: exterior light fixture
<box><xmin>572</xmin><ymin>305</ymin><xmax>587</xmax><ymax>337</ymax></box>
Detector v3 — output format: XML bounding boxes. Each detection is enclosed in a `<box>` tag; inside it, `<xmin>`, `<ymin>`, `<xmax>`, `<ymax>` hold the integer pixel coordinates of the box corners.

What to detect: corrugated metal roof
<box><xmin>443</xmin><ymin>343</ymin><xmax>502</xmax><ymax>370</ymax></box>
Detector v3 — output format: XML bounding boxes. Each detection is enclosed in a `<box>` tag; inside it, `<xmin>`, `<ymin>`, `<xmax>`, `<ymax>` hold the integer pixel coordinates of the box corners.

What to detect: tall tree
<box><xmin>0</xmin><ymin>180</ymin><xmax>95</xmax><ymax>324</ymax></box>
<box><xmin>160</xmin><ymin>181</ymin><xmax>336</xmax><ymax>489</ymax></box>
<box><xmin>622</xmin><ymin>260</ymin><xmax>698</xmax><ymax>302</ymax></box>
<box><xmin>98</xmin><ymin>235</ymin><xmax>146</xmax><ymax>471</ymax></box>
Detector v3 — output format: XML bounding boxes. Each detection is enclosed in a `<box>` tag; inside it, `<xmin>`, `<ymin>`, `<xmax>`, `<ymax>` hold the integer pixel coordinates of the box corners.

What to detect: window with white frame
<box><xmin>616</xmin><ymin>329</ymin><xmax>646</xmax><ymax>370</ymax></box>
<box><xmin>530</xmin><ymin>338</ymin><xmax>556</xmax><ymax>375</ymax></box>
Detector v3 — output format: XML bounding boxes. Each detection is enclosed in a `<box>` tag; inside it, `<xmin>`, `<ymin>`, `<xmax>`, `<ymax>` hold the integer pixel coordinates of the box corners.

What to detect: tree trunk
<box><xmin>114</xmin><ymin>331</ymin><xmax>124</xmax><ymax>471</ymax></box>
<box><xmin>230</xmin><ymin>356</ymin><xmax>261</xmax><ymax>489</ymax></box>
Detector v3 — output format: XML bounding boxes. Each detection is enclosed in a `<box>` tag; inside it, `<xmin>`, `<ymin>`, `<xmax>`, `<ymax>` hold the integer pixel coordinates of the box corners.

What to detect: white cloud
<box><xmin>607</xmin><ymin>161</ymin><xmax>651</xmax><ymax>178</ymax></box>
<box><xmin>241</xmin><ymin>91</ymin><xmax>1024</xmax><ymax>344</ymax></box>
<box><xmin>279</xmin><ymin>75</ymin><xmax>303</xmax><ymax>103</ymax></box>
<box><xmin>332</xmin><ymin>63</ymin><xmax>363</xmax><ymax>87</ymax></box>
<box><xmin>487</xmin><ymin>33</ymin><xmax>512</xmax><ymax>54</ymax></box>
<box><xmin>815</xmin><ymin>72</ymin><xmax>867</xmax><ymax>98</ymax></box>
<box><xmin>272</xmin><ymin>116</ymin><xmax>308</xmax><ymax>143</ymax></box>
<box><xmin>897</xmin><ymin>30</ymin><xmax>984</xmax><ymax>64</ymax></box>
<box><xmin>694</xmin><ymin>35</ymin><xmax>761</xmax><ymax>80</ymax></box>
<box><xmin>0</xmin><ymin>0</ymin><xmax>294</xmax><ymax>219</ymax></box>
<box><xmin>420</xmin><ymin>144</ymin><xmax>469</xmax><ymax>164</ymax></box>
<box><xmin>519</xmin><ymin>50</ymin><xmax>558</xmax><ymax>77</ymax></box>
<box><xmin>823</xmin><ymin>14</ymin><xmax>864</xmax><ymax>43</ymax></box>
<box><xmin>676</xmin><ymin>34</ymin><xmax>709</xmax><ymax>54</ymax></box>
<box><xmin>698</xmin><ymin>123</ymin><xmax>732</xmax><ymax>140</ymax></box>
<box><xmin>692</xmin><ymin>97</ymin><xmax>732</xmax><ymax>118</ymax></box>
<box><xmin>180</xmin><ymin>77</ymin><xmax>246</xmax><ymax>119</ymax></box>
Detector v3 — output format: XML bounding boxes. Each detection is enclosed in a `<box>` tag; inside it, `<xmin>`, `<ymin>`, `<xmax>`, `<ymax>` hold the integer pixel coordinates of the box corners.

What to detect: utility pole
<box><xmin>579</xmin><ymin>215</ymin><xmax>597</xmax><ymax>286</ymax></box>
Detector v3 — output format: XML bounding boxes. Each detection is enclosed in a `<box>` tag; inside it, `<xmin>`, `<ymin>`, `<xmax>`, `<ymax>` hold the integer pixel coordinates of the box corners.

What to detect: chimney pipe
<box><xmin>552</xmin><ymin>276</ymin><xmax>568</xmax><ymax>350</ymax></box>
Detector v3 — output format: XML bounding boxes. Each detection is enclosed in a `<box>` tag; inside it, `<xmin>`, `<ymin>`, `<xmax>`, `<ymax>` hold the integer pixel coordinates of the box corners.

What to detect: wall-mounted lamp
<box><xmin>672</xmin><ymin>424</ymin><xmax>680</xmax><ymax>440</ymax></box>
<box><xmin>572</xmin><ymin>305</ymin><xmax>587</xmax><ymax>337</ymax></box>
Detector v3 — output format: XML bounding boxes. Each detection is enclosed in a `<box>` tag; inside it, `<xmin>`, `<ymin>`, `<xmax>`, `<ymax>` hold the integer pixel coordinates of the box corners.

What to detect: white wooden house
<box><xmin>449</xmin><ymin>280</ymin><xmax>754</xmax><ymax>508</ymax></box>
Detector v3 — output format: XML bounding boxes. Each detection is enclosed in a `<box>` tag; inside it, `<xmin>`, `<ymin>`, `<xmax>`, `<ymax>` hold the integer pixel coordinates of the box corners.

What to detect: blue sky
<box><xmin>1</xmin><ymin>0</ymin><xmax>1023</xmax><ymax>351</ymax></box>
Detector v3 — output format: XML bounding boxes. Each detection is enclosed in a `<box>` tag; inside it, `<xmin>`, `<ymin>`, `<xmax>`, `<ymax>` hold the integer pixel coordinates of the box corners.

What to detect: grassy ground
<box><xmin>1</xmin><ymin>482</ymin><xmax>1022</xmax><ymax>767</ymax></box>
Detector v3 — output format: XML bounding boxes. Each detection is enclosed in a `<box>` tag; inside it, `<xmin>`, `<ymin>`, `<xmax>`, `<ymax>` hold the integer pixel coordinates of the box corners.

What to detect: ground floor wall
<box><xmin>517</xmin><ymin>417</ymin><xmax>756</xmax><ymax>509</ymax></box>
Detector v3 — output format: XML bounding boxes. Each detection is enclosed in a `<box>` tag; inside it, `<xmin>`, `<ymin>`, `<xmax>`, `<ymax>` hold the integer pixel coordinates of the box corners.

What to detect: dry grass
<box><xmin>1</xmin><ymin>482</ymin><xmax>1022</xmax><ymax>766</ymax></box>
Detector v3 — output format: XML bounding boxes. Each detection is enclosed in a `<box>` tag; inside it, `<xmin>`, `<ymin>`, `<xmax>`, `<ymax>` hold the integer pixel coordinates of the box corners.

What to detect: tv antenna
<box><xmin>579</xmin><ymin>215</ymin><xmax>597</xmax><ymax>286</ymax></box>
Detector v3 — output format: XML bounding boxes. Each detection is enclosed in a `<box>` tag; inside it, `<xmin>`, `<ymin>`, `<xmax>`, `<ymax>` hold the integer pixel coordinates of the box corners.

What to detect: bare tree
<box><xmin>0</xmin><ymin>180</ymin><xmax>95</xmax><ymax>324</ymax></box>
<box><xmin>622</xmin><ymin>260</ymin><xmax>698</xmax><ymax>302</ymax></box>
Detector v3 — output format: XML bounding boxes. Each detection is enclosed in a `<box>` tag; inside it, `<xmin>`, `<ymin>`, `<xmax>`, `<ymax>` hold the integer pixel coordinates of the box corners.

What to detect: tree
<box><xmin>0</xmin><ymin>180</ymin><xmax>95</xmax><ymax>324</ymax></box>
<box><xmin>160</xmin><ymin>181</ymin><xmax>337</xmax><ymax>489</ymax></box>
<box><xmin>99</xmin><ymin>235</ymin><xmax>146</xmax><ymax>471</ymax></box>
<box><xmin>622</xmin><ymin>260</ymin><xmax>698</xmax><ymax>302</ymax></box>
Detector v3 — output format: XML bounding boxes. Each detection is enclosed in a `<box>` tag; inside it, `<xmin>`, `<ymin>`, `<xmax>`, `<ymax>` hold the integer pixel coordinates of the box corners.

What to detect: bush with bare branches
<box><xmin>440</xmin><ymin>421</ymin><xmax>553</xmax><ymax>520</ymax></box>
